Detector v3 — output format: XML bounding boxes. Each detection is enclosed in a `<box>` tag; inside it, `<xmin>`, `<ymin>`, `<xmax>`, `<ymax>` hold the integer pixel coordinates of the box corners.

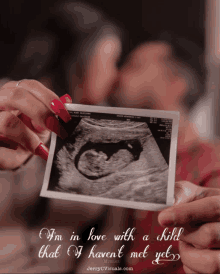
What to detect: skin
<box><xmin>116</xmin><ymin>42</ymin><xmax>220</xmax><ymax>273</ymax></box>
<box><xmin>0</xmin><ymin>80</ymin><xmax>54</xmax><ymax>170</ymax></box>
<box><xmin>159</xmin><ymin>181</ymin><xmax>220</xmax><ymax>273</ymax></box>
<box><xmin>0</xmin><ymin>37</ymin><xmax>124</xmax><ymax>273</ymax></box>
<box><xmin>1</xmin><ymin>37</ymin><xmax>220</xmax><ymax>273</ymax></box>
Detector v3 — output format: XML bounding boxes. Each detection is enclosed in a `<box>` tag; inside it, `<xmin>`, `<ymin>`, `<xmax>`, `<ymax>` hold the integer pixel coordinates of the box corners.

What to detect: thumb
<box><xmin>174</xmin><ymin>181</ymin><xmax>220</xmax><ymax>205</ymax></box>
<box><xmin>174</xmin><ymin>181</ymin><xmax>199</xmax><ymax>205</ymax></box>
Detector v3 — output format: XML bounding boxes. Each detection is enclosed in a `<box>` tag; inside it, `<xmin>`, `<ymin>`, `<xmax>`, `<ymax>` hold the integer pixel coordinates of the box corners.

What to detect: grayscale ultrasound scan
<box><xmin>41</xmin><ymin>104</ymin><xmax>179</xmax><ymax>211</ymax></box>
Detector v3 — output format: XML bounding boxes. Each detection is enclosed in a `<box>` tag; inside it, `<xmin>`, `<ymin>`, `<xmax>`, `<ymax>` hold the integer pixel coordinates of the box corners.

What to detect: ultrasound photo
<box><xmin>40</xmin><ymin>104</ymin><xmax>179</xmax><ymax>211</ymax></box>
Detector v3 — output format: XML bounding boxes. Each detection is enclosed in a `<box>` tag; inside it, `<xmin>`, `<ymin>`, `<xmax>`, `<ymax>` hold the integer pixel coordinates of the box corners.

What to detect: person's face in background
<box><xmin>115</xmin><ymin>42</ymin><xmax>188</xmax><ymax>111</ymax></box>
<box><xmin>110</xmin><ymin>42</ymin><xmax>196</xmax><ymax>147</ymax></box>
<box><xmin>73</xmin><ymin>40</ymin><xmax>191</xmax><ymax>145</ymax></box>
<box><xmin>69</xmin><ymin>35</ymin><xmax>122</xmax><ymax>105</ymax></box>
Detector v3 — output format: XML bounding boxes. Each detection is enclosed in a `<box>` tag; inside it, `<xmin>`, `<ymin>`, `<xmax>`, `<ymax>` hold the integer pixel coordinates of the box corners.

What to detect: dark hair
<box><xmin>155</xmin><ymin>31</ymin><xmax>206</xmax><ymax>110</ymax></box>
<box><xmin>1</xmin><ymin>0</ymin><xmax>121</xmax><ymax>97</ymax></box>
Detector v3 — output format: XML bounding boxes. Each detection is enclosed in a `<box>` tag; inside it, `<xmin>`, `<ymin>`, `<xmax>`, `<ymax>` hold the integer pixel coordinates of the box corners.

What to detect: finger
<box><xmin>18</xmin><ymin>112</ymin><xmax>48</xmax><ymax>135</ymax></box>
<box><xmin>19</xmin><ymin>112</ymin><xmax>67</xmax><ymax>140</ymax></box>
<box><xmin>19</xmin><ymin>91</ymin><xmax>72</xmax><ymax>133</ymax></box>
<box><xmin>174</xmin><ymin>181</ymin><xmax>202</xmax><ymax>204</ymax></box>
<box><xmin>180</xmin><ymin>222</ymin><xmax>220</xmax><ymax>249</ymax></box>
<box><xmin>0</xmin><ymin>136</ymin><xmax>18</xmax><ymax>150</ymax></box>
<box><xmin>60</xmin><ymin>94</ymin><xmax>72</xmax><ymax>104</ymax></box>
<box><xmin>2</xmin><ymin>80</ymin><xmax>71</xmax><ymax>123</ymax></box>
<box><xmin>174</xmin><ymin>181</ymin><xmax>220</xmax><ymax>205</ymax></box>
<box><xmin>158</xmin><ymin>195</ymin><xmax>220</xmax><ymax>227</ymax></box>
<box><xmin>18</xmin><ymin>92</ymin><xmax>72</xmax><ymax>134</ymax></box>
<box><xmin>18</xmin><ymin>113</ymin><xmax>51</xmax><ymax>148</ymax></box>
<box><xmin>18</xmin><ymin>112</ymin><xmax>41</xmax><ymax>132</ymax></box>
<box><xmin>0</xmin><ymin>111</ymin><xmax>48</xmax><ymax>160</ymax></box>
<box><xmin>183</xmin><ymin>265</ymin><xmax>200</xmax><ymax>274</ymax></box>
<box><xmin>179</xmin><ymin>240</ymin><xmax>220</xmax><ymax>274</ymax></box>
<box><xmin>0</xmin><ymin>87</ymin><xmax>68</xmax><ymax>139</ymax></box>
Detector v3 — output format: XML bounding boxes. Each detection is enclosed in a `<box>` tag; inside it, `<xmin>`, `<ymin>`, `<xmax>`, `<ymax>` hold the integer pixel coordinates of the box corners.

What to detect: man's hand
<box><xmin>158</xmin><ymin>181</ymin><xmax>220</xmax><ymax>273</ymax></box>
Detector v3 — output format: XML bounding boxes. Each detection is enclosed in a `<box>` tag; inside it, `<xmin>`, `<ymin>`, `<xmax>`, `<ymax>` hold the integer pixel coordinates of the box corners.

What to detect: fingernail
<box><xmin>45</xmin><ymin>114</ymin><xmax>68</xmax><ymax>139</ymax></box>
<box><xmin>0</xmin><ymin>141</ymin><xmax>18</xmax><ymax>150</ymax></box>
<box><xmin>0</xmin><ymin>136</ymin><xmax>18</xmax><ymax>150</ymax></box>
<box><xmin>10</xmin><ymin>143</ymin><xmax>19</xmax><ymax>150</ymax></box>
<box><xmin>33</xmin><ymin>124</ymin><xmax>46</xmax><ymax>133</ymax></box>
<box><xmin>35</xmin><ymin>143</ymin><xmax>48</xmax><ymax>161</ymax></box>
<box><xmin>51</xmin><ymin>99</ymin><xmax>72</xmax><ymax>123</ymax></box>
<box><xmin>60</xmin><ymin>94</ymin><xmax>72</xmax><ymax>104</ymax></box>
<box><xmin>0</xmin><ymin>136</ymin><xmax>10</xmax><ymax>142</ymax></box>
<box><xmin>158</xmin><ymin>210</ymin><xmax>176</xmax><ymax>227</ymax></box>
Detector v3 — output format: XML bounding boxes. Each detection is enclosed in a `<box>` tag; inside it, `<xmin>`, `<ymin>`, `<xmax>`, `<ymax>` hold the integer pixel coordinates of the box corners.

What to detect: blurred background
<box><xmin>1</xmin><ymin>0</ymin><xmax>219</xmax><ymax>140</ymax></box>
<box><xmin>1</xmin><ymin>1</ymin><xmax>220</xmax><ymax>273</ymax></box>
<box><xmin>85</xmin><ymin>0</ymin><xmax>219</xmax><ymax>141</ymax></box>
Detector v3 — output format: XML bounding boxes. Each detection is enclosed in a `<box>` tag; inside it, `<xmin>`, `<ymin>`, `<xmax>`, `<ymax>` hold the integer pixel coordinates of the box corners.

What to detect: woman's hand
<box><xmin>0</xmin><ymin>79</ymin><xmax>72</xmax><ymax>170</ymax></box>
<box><xmin>158</xmin><ymin>181</ymin><xmax>220</xmax><ymax>274</ymax></box>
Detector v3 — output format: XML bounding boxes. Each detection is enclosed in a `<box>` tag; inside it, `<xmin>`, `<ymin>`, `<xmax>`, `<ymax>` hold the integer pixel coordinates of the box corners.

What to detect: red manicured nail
<box><xmin>0</xmin><ymin>141</ymin><xmax>18</xmax><ymax>150</ymax></box>
<box><xmin>0</xmin><ymin>136</ymin><xmax>11</xmax><ymax>142</ymax></box>
<box><xmin>0</xmin><ymin>136</ymin><xmax>18</xmax><ymax>150</ymax></box>
<box><xmin>60</xmin><ymin>94</ymin><xmax>72</xmax><ymax>104</ymax></box>
<box><xmin>18</xmin><ymin>113</ymin><xmax>35</xmax><ymax>131</ymax></box>
<box><xmin>34</xmin><ymin>125</ymin><xmax>46</xmax><ymax>133</ymax></box>
<box><xmin>9</xmin><ymin>143</ymin><xmax>19</xmax><ymax>150</ymax></box>
<box><xmin>51</xmin><ymin>99</ymin><xmax>72</xmax><ymax>123</ymax></box>
<box><xmin>45</xmin><ymin>114</ymin><xmax>68</xmax><ymax>139</ymax></box>
<box><xmin>35</xmin><ymin>143</ymin><xmax>49</xmax><ymax>161</ymax></box>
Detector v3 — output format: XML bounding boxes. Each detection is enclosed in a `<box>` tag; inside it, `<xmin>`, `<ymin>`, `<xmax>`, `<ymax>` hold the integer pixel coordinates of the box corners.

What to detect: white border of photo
<box><xmin>40</xmin><ymin>104</ymin><xmax>179</xmax><ymax>211</ymax></box>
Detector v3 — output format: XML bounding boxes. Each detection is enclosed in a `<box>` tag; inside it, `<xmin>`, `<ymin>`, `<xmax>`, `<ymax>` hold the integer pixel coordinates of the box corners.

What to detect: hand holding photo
<box><xmin>40</xmin><ymin>104</ymin><xmax>179</xmax><ymax>211</ymax></box>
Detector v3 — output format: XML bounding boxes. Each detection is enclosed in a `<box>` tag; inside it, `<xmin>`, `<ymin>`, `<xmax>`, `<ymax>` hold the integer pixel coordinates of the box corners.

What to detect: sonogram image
<box><xmin>48</xmin><ymin>117</ymin><xmax>169</xmax><ymax>204</ymax></box>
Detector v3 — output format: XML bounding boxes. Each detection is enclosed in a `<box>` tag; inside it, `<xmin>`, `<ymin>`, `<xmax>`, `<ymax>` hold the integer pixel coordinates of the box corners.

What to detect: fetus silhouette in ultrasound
<box><xmin>52</xmin><ymin>118</ymin><xmax>169</xmax><ymax>204</ymax></box>
<box><xmin>75</xmin><ymin>139</ymin><xmax>142</xmax><ymax>180</ymax></box>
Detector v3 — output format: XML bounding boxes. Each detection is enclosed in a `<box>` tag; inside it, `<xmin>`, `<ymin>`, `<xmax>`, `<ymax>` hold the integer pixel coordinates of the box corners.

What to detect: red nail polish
<box><xmin>0</xmin><ymin>136</ymin><xmax>10</xmax><ymax>142</ymax></box>
<box><xmin>60</xmin><ymin>94</ymin><xmax>72</xmax><ymax>104</ymax></box>
<box><xmin>0</xmin><ymin>136</ymin><xmax>19</xmax><ymax>150</ymax></box>
<box><xmin>34</xmin><ymin>125</ymin><xmax>46</xmax><ymax>133</ymax></box>
<box><xmin>51</xmin><ymin>99</ymin><xmax>72</xmax><ymax>123</ymax></box>
<box><xmin>35</xmin><ymin>143</ymin><xmax>48</xmax><ymax>161</ymax></box>
<box><xmin>0</xmin><ymin>141</ymin><xmax>18</xmax><ymax>150</ymax></box>
<box><xmin>45</xmin><ymin>114</ymin><xmax>68</xmax><ymax>139</ymax></box>
<box><xmin>12</xmin><ymin>144</ymin><xmax>19</xmax><ymax>150</ymax></box>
